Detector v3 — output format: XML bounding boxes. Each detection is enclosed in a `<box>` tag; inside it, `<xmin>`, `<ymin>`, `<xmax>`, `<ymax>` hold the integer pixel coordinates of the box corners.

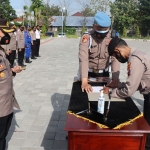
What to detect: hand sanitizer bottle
<box><xmin>97</xmin><ymin>90</ymin><xmax>105</xmax><ymax>114</ymax></box>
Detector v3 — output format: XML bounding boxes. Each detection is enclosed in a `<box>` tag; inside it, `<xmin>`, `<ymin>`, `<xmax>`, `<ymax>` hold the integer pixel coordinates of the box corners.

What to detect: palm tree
<box><xmin>30</xmin><ymin>0</ymin><xmax>44</xmax><ymax>25</ymax></box>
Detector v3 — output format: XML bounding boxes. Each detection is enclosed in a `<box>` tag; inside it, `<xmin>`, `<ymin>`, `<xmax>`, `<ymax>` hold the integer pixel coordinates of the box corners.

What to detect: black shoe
<box><xmin>21</xmin><ymin>64</ymin><xmax>26</xmax><ymax>67</ymax></box>
<box><xmin>25</xmin><ymin>58</ymin><xmax>32</xmax><ymax>63</ymax></box>
<box><xmin>31</xmin><ymin>57</ymin><xmax>37</xmax><ymax>59</ymax></box>
<box><xmin>35</xmin><ymin>55</ymin><xmax>41</xmax><ymax>57</ymax></box>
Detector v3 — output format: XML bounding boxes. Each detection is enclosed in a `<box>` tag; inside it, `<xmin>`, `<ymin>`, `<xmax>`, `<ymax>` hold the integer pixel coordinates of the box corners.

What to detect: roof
<box><xmin>72</xmin><ymin>12</ymin><xmax>84</xmax><ymax>17</ymax></box>
<box><xmin>51</xmin><ymin>16</ymin><xmax>94</xmax><ymax>27</ymax></box>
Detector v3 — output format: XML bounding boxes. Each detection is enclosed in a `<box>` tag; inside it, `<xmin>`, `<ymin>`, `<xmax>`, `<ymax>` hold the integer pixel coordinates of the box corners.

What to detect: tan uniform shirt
<box><xmin>79</xmin><ymin>30</ymin><xmax>120</xmax><ymax>79</ymax></box>
<box><xmin>30</xmin><ymin>30</ymin><xmax>36</xmax><ymax>42</ymax></box>
<box><xmin>16</xmin><ymin>30</ymin><xmax>25</xmax><ymax>49</ymax></box>
<box><xmin>112</xmin><ymin>48</ymin><xmax>150</xmax><ymax>98</ymax></box>
<box><xmin>0</xmin><ymin>48</ymin><xmax>20</xmax><ymax>117</ymax></box>
<box><xmin>8</xmin><ymin>32</ymin><xmax>17</xmax><ymax>50</ymax></box>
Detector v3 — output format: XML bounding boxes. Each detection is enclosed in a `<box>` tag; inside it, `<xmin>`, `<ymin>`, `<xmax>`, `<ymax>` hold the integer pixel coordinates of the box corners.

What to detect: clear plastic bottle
<box><xmin>97</xmin><ymin>90</ymin><xmax>105</xmax><ymax>114</ymax></box>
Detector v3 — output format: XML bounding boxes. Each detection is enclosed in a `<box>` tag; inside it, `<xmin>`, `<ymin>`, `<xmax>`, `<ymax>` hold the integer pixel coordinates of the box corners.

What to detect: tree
<box><xmin>123</xmin><ymin>27</ymin><xmax>127</xmax><ymax>37</ymax></box>
<box><xmin>0</xmin><ymin>0</ymin><xmax>17</xmax><ymax>21</ymax></box>
<box><xmin>30</xmin><ymin>0</ymin><xmax>44</xmax><ymax>25</ymax></box>
<box><xmin>110</xmin><ymin>0</ymin><xmax>139</xmax><ymax>34</ymax></box>
<box><xmin>90</xmin><ymin>0</ymin><xmax>111</xmax><ymax>13</ymax></box>
<box><xmin>81</xmin><ymin>6</ymin><xmax>95</xmax><ymax>17</ymax></box>
<box><xmin>136</xmin><ymin>26</ymin><xmax>140</xmax><ymax>38</ymax></box>
<box><xmin>138</xmin><ymin>0</ymin><xmax>150</xmax><ymax>36</ymax></box>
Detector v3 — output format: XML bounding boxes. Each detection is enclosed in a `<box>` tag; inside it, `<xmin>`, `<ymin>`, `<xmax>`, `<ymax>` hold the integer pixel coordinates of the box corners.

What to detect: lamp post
<box><xmin>62</xmin><ymin>7</ymin><xmax>65</xmax><ymax>37</ymax></box>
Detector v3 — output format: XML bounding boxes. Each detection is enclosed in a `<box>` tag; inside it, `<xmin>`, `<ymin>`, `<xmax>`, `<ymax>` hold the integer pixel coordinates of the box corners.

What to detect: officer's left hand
<box><xmin>106</xmin><ymin>79</ymin><xmax>119</xmax><ymax>88</ymax></box>
<box><xmin>12</xmin><ymin>66</ymin><xmax>23</xmax><ymax>73</ymax></box>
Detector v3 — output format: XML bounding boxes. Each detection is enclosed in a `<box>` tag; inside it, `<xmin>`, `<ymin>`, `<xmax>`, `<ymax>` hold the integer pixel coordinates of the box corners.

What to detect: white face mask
<box><xmin>96</xmin><ymin>29</ymin><xmax>109</xmax><ymax>34</ymax></box>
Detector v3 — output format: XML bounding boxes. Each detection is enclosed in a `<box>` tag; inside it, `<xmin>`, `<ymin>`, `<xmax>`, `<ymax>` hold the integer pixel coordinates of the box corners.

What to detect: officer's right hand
<box><xmin>19</xmin><ymin>48</ymin><xmax>22</xmax><ymax>52</ymax></box>
<box><xmin>81</xmin><ymin>82</ymin><xmax>93</xmax><ymax>93</ymax></box>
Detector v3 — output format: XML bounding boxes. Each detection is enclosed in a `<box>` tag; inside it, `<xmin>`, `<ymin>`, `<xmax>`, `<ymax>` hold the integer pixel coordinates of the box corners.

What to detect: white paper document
<box><xmin>92</xmin><ymin>86</ymin><xmax>103</xmax><ymax>92</ymax></box>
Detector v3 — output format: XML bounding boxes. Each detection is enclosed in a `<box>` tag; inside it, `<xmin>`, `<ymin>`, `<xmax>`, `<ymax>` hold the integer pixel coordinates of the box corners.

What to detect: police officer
<box><xmin>16</xmin><ymin>25</ymin><xmax>26</xmax><ymax>67</ymax></box>
<box><xmin>79</xmin><ymin>12</ymin><xmax>120</xmax><ymax>93</ymax></box>
<box><xmin>7</xmin><ymin>24</ymin><xmax>17</xmax><ymax>67</ymax></box>
<box><xmin>30</xmin><ymin>26</ymin><xmax>37</xmax><ymax>59</ymax></box>
<box><xmin>24</xmin><ymin>25</ymin><xmax>32</xmax><ymax>63</ymax></box>
<box><xmin>104</xmin><ymin>37</ymin><xmax>150</xmax><ymax>149</ymax></box>
<box><xmin>0</xmin><ymin>18</ymin><xmax>23</xmax><ymax>150</ymax></box>
<box><xmin>35</xmin><ymin>25</ymin><xmax>41</xmax><ymax>57</ymax></box>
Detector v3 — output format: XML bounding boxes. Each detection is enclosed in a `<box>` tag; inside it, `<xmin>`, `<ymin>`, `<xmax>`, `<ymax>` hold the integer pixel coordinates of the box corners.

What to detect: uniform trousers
<box><xmin>18</xmin><ymin>48</ymin><xmax>25</xmax><ymax>65</ymax></box>
<box><xmin>35</xmin><ymin>39</ymin><xmax>40</xmax><ymax>56</ymax></box>
<box><xmin>25</xmin><ymin>43</ymin><xmax>31</xmax><ymax>58</ymax></box>
<box><xmin>31</xmin><ymin>40</ymin><xmax>36</xmax><ymax>58</ymax></box>
<box><xmin>0</xmin><ymin>113</ymin><xmax>13</xmax><ymax>150</ymax></box>
<box><xmin>143</xmin><ymin>93</ymin><xmax>150</xmax><ymax>149</ymax></box>
<box><xmin>8</xmin><ymin>50</ymin><xmax>16</xmax><ymax>68</ymax></box>
<box><xmin>88</xmin><ymin>71</ymin><xmax>109</xmax><ymax>78</ymax></box>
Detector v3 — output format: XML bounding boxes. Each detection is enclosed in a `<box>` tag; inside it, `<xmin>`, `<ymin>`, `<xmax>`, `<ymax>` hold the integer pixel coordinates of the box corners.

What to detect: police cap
<box><xmin>94</xmin><ymin>12</ymin><xmax>111</xmax><ymax>27</ymax></box>
<box><xmin>0</xmin><ymin>18</ymin><xmax>14</xmax><ymax>33</ymax></box>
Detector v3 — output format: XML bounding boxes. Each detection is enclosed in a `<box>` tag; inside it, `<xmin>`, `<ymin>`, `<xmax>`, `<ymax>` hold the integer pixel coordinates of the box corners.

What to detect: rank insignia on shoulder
<box><xmin>82</xmin><ymin>35</ymin><xmax>89</xmax><ymax>43</ymax></box>
<box><xmin>0</xmin><ymin>72</ymin><xmax>5</xmax><ymax>78</ymax></box>
<box><xmin>127</xmin><ymin>62</ymin><xmax>131</xmax><ymax>76</ymax></box>
<box><xmin>0</xmin><ymin>65</ymin><xmax>4</xmax><ymax>70</ymax></box>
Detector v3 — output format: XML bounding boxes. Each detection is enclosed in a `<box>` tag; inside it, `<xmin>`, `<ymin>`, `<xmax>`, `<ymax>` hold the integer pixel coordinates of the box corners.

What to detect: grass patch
<box><xmin>66</xmin><ymin>34</ymin><xmax>80</xmax><ymax>38</ymax></box>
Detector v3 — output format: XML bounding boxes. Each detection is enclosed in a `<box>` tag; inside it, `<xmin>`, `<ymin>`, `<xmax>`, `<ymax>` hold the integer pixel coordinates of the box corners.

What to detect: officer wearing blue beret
<box><xmin>78</xmin><ymin>12</ymin><xmax>120</xmax><ymax>93</ymax></box>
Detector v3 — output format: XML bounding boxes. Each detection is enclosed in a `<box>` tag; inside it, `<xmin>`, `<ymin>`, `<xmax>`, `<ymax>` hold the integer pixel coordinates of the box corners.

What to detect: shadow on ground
<box><xmin>40</xmin><ymin>93</ymin><xmax>70</xmax><ymax>150</ymax></box>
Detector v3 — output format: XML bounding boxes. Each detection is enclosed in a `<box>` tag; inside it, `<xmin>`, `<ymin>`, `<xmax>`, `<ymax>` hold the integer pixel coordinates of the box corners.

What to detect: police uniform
<box><xmin>30</xmin><ymin>29</ymin><xmax>36</xmax><ymax>59</ymax></box>
<box><xmin>0</xmin><ymin>18</ymin><xmax>20</xmax><ymax>150</ymax></box>
<box><xmin>24</xmin><ymin>29</ymin><xmax>32</xmax><ymax>63</ymax></box>
<box><xmin>16</xmin><ymin>27</ymin><xmax>25</xmax><ymax>66</ymax></box>
<box><xmin>7</xmin><ymin>31</ymin><xmax>17</xmax><ymax>67</ymax></box>
<box><xmin>79</xmin><ymin>12</ymin><xmax>120</xmax><ymax>80</ymax></box>
<box><xmin>110</xmin><ymin>48</ymin><xmax>150</xmax><ymax>148</ymax></box>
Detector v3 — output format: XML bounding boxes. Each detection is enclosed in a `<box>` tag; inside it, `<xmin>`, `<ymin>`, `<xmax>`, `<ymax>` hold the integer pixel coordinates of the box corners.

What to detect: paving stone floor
<box><xmin>6</xmin><ymin>37</ymin><xmax>150</xmax><ymax>150</ymax></box>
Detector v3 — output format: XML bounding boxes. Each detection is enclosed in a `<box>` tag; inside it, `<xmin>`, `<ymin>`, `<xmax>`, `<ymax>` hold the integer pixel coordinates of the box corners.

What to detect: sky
<box><xmin>10</xmin><ymin>0</ymin><xmax>83</xmax><ymax>17</ymax></box>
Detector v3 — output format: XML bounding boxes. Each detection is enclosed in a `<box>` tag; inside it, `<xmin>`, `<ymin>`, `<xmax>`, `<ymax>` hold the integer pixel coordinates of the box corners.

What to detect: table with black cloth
<box><xmin>65</xmin><ymin>81</ymin><xmax>150</xmax><ymax>150</ymax></box>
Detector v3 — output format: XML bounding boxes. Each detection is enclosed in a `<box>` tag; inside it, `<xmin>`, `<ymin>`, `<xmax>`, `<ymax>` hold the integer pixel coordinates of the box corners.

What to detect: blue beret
<box><xmin>94</xmin><ymin>12</ymin><xmax>111</xmax><ymax>27</ymax></box>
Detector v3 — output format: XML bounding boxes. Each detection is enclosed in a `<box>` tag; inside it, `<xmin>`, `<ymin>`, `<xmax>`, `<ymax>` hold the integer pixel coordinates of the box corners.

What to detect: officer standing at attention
<box><xmin>30</xmin><ymin>26</ymin><xmax>37</xmax><ymax>59</ymax></box>
<box><xmin>79</xmin><ymin>12</ymin><xmax>120</xmax><ymax>93</ymax></box>
<box><xmin>7</xmin><ymin>24</ymin><xmax>17</xmax><ymax>67</ymax></box>
<box><xmin>24</xmin><ymin>25</ymin><xmax>32</xmax><ymax>63</ymax></box>
<box><xmin>104</xmin><ymin>37</ymin><xmax>150</xmax><ymax>149</ymax></box>
<box><xmin>35</xmin><ymin>25</ymin><xmax>41</xmax><ymax>57</ymax></box>
<box><xmin>16</xmin><ymin>25</ymin><xmax>26</xmax><ymax>67</ymax></box>
<box><xmin>0</xmin><ymin>18</ymin><xmax>23</xmax><ymax>150</ymax></box>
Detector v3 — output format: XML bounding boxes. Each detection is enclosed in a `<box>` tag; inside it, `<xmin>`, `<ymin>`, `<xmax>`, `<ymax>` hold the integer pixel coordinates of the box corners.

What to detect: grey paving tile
<box><xmin>6</xmin><ymin>38</ymin><xmax>147</xmax><ymax>149</ymax></box>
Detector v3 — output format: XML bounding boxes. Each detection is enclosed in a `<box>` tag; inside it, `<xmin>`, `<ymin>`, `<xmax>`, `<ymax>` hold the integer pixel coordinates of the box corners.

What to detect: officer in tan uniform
<box><xmin>104</xmin><ymin>37</ymin><xmax>150</xmax><ymax>149</ymax></box>
<box><xmin>7</xmin><ymin>24</ymin><xmax>17</xmax><ymax>67</ymax></box>
<box><xmin>30</xmin><ymin>26</ymin><xmax>37</xmax><ymax>59</ymax></box>
<box><xmin>79</xmin><ymin>12</ymin><xmax>120</xmax><ymax>93</ymax></box>
<box><xmin>16</xmin><ymin>25</ymin><xmax>26</xmax><ymax>67</ymax></box>
<box><xmin>0</xmin><ymin>18</ymin><xmax>23</xmax><ymax>150</ymax></box>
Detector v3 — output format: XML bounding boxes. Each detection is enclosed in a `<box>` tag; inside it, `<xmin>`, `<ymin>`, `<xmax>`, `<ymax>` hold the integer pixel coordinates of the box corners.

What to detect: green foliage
<box><xmin>14</xmin><ymin>21</ymin><xmax>21</xmax><ymax>26</ymax></box>
<box><xmin>0</xmin><ymin>0</ymin><xmax>17</xmax><ymax>21</ymax></box>
<box><xmin>41</xmin><ymin>25</ymin><xmax>46</xmax><ymax>33</ymax></box>
<box><xmin>110</xmin><ymin>0</ymin><xmax>139</xmax><ymax>34</ymax></box>
<box><xmin>123</xmin><ymin>27</ymin><xmax>127</xmax><ymax>37</ymax></box>
<box><xmin>41</xmin><ymin>4</ymin><xmax>62</xmax><ymax>16</ymax></box>
<box><xmin>81</xmin><ymin>6</ymin><xmax>95</xmax><ymax>17</ymax></box>
<box><xmin>90</xmin><ymin>0</ymin><xmax>111</xmax><ymax>13</ymax></box>
<box><xmin>81</xmin><ymin>26</ymin><xmax>86</xmax><ymax>35</ymax></box>
<box><xmin>136</xmin><ymin>26</ymin><xmax>140</xmax><ymax>38</ymax></box>
<box><xmin>65</xmin><ymin>28</ymin><xmax>76</xmax><ymax>35</ymax></box>
<box><xmin>139</xmin><ymin>0</ymin><xmax>150</xmax><ymax>35</ymax></box>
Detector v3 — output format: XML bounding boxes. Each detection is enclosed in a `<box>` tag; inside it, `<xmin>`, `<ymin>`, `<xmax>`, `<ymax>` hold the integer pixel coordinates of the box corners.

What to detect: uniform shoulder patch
<box><xmin>82</xmin><ymin>35</ymin><xmax>89</xmax><ymax>43</ymax></box>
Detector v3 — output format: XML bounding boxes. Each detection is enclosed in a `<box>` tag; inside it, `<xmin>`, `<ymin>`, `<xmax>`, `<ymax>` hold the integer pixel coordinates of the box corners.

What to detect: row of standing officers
<box><xmin>3</xmin><ymin>24</ymin><xmax>41</xmax><ymax>68</ymax></box>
